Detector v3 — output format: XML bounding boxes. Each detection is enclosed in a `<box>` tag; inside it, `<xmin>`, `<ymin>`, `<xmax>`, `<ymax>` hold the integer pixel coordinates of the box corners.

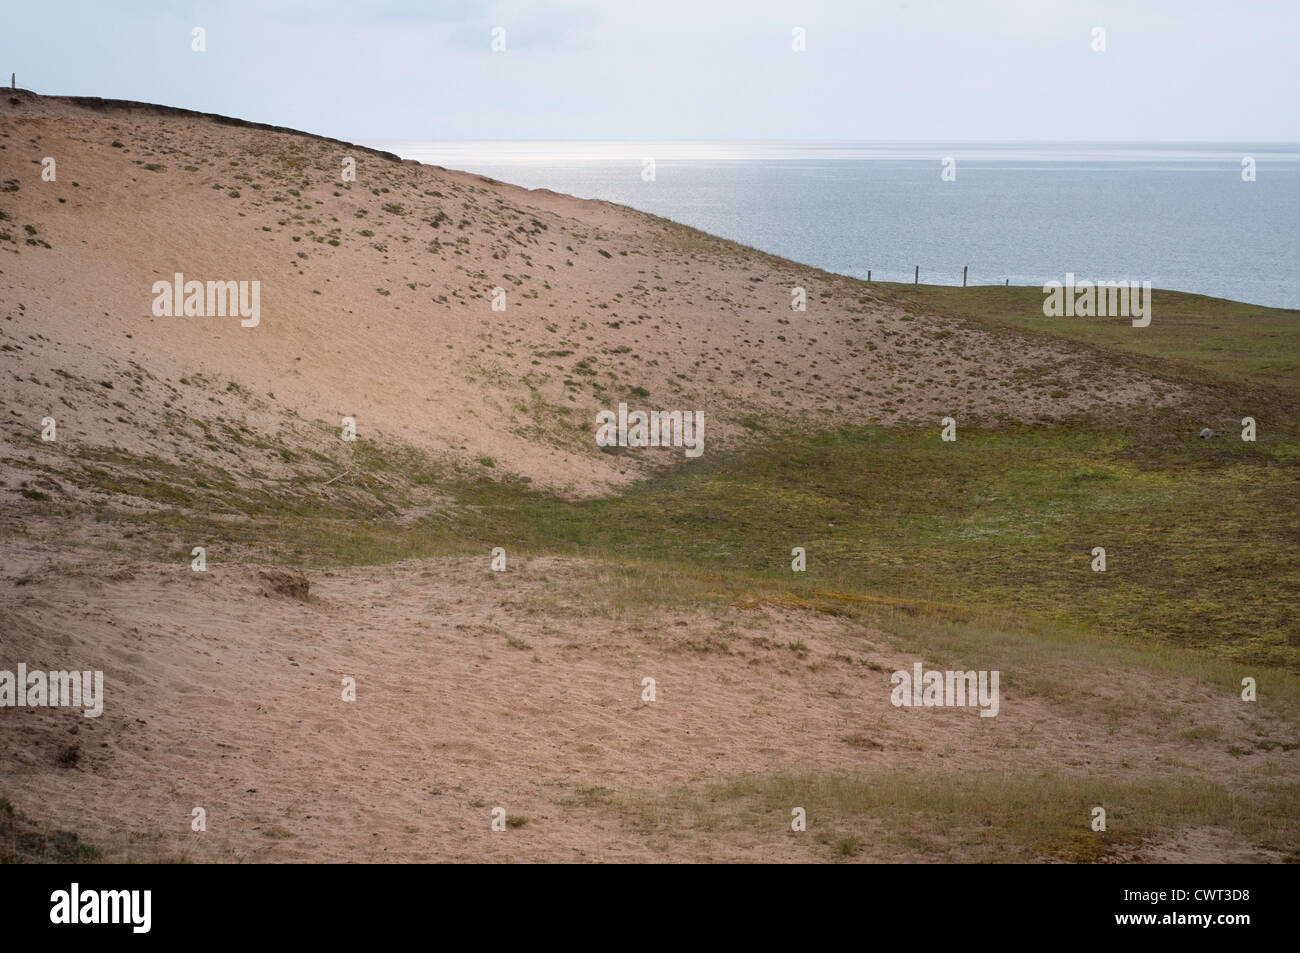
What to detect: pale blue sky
<box><xmin>5</xmin><ymin>1</ymin><xmax>1296</xmax><ymax>142</ymax></box>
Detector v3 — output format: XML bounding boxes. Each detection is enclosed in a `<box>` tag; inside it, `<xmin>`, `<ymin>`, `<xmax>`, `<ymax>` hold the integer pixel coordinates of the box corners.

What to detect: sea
<box><xmin>371</xmin><ymin>142</ymin><xmax>1300</xmax><ymax>310</ymax></box>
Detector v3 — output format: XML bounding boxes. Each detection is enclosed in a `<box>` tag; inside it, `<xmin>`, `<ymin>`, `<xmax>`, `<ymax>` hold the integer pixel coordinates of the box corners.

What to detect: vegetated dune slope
<box><xmin>1</xmin><ymin>90</ymin><xmax>1182</xmax><ymax>504</ymax></box>
<box><xmin>3</xmin><ymin>94</ymin><xmax>1296</xmax><ymax>866</ymax></box>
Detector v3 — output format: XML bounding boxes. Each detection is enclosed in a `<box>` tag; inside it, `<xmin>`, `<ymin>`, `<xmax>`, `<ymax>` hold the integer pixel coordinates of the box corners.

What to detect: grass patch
<box><xmin>75</xmin><ymin>409</ymin><xmax>1299</xmax><ymax>670</ymax></box>
<box><xmin>876</xmin><ymin>283</ymin><xmax>1300</xmax><ymax>399</ymax></box>
<box><xmin>0</xmin><ymin>796</ymin><xmax>102</xmax><ymax>863</ymax></box>
<box><xmin>612</xmin><ymin>768</ymin><xmax>1298</xmax><ymax>863</ymax></box>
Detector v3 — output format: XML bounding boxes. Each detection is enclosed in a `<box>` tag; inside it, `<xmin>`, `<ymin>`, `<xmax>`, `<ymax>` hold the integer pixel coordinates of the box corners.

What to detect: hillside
<box><xmin>2</xmin><ymin>90</ymin><xmax>1185</xmax><ymax>507</ymax></box>
<box><xmin>1</xmin><ymin>93</ymin><xmax>1296</xmax><ymax>864</ymax></box>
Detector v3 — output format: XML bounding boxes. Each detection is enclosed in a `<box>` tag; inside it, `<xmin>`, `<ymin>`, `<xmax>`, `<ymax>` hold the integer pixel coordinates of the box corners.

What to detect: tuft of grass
<box><xmin>0</xmin><ymin>796</ymin><xmax>103</xmax><ymax>863</ymax></box>
<box><xmin>835</xmin><ymin>835</ymin><xmax>863</xmax><ymax>857</ymax></box>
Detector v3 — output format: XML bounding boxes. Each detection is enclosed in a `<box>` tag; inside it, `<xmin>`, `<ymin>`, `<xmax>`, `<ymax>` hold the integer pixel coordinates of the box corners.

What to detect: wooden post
<box><xmin>963</xmin><ymin>265</ymin><xmax>968</xmax><ymax>287</ymax></box>
<box><xmin>1005</xmin><ymin>279</ymin><xmax>1009</xmax><ymax>287</ymax></box>
<box><xmin>914</xmin><ymin>265</ymin><xmax>919</xmax><ymax>286</ymax></box>
<box><xmin>867</xmin><ymin>270</ymin><xmax>871</xmax><ymax>283</ymax></box>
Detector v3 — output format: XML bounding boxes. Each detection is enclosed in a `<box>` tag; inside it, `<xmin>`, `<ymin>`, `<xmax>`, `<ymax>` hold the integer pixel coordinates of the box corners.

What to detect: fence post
<box><xmin>963</xmin><ymin>265</ymin><xmax>968</xmax><ymax>287</ymax></box>
<box><xmin>867</xmin><ymin>270</ymin><xmax>871</xmax><ymax>283</ymax></box>
<box><xmin>914</xmin><ymin>265</ymin><xmax>919</xmax><ymax>286</ymax></box>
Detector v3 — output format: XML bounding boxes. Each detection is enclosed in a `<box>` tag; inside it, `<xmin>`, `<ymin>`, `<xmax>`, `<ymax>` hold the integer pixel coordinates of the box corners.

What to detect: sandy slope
<box><xmin>3</xmin><ymin>552</ymin><xmax>1289</xmax><ymax>863</ymax></box>
<box><xmin>2</xmin><ymin>90</ymin><xmax>1181</xmax><ymax>502</ymax></box>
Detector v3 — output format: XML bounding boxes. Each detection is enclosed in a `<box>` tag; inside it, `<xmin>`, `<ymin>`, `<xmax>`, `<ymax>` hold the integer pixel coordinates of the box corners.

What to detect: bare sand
<box><xmin>3</xmin><ymin>551</ymin><xmax>1290</xmax><ymax>862</ymax></box>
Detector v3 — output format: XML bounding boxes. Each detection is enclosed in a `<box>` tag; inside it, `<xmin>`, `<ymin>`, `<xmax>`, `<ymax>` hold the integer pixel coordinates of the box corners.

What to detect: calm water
<box><xmin>373</xmin><ymin>141</ymin><xmax>1300</xmax><ymax>309</ymax></box>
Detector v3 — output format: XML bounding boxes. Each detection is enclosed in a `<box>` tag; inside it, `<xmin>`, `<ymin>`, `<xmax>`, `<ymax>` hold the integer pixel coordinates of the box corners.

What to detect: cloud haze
<box><xmin>4</xmin><ymin>0</ymin><xmax>1296</xmax><ymax>141</ymax></box>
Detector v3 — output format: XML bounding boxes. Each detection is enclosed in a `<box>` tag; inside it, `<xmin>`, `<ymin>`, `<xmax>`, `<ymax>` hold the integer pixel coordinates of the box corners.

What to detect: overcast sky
<box><xmin>5</xmin><ymin>1</ymin><xmax>1297</xmax><ymax>142</ymax></box>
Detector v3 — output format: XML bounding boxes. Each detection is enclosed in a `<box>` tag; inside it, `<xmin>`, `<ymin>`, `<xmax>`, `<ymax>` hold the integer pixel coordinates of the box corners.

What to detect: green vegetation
<box><xmin>0</xmin><ymin>797</ymin><xmax>102</xmax><ymax>863</ymax></box>
<box><xmin>461</xmin><ymin>419</ymin><xmax>1296</xmax><ymax>668</ymax></box>
<box><xmin>610</xmin><ymin>768</ymin><xmax>1298</xmax><ymax>863</ymax></box>
<box><xmin>79</xmin><ymin>405</ymin><xmax>1296</xmax><ymax>671</ymax></box>
<box><xmin>879</xmin><ymin>284</ymin><xmax>1300</xmax><ymax>398</ymax></box>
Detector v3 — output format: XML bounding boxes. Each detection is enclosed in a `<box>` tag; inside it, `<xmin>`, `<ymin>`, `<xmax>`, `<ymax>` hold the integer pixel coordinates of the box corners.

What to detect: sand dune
<box><xmin>2</xmin><ymin>90</ymin><xmax>1180</xmax><ymax>503</ymax></box>
<box><xmin>4</xmin><ymin>93</ymin><xmax>1285</xmax><ymax>864</ymax></box>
